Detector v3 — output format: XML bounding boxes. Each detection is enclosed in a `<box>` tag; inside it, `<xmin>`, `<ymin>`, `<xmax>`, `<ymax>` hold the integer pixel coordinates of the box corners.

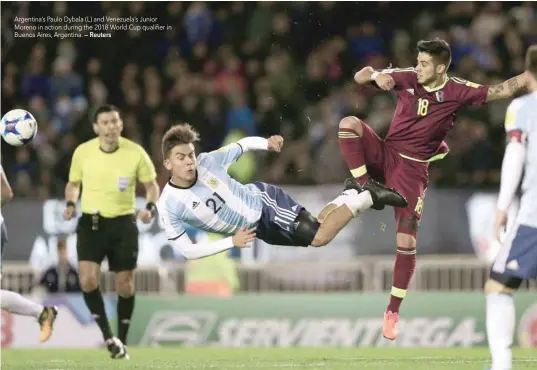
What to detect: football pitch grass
<box><xmin>2</xmin><ymin>348</ymin><xmax>537</xmax><ymax>370</ymax></box>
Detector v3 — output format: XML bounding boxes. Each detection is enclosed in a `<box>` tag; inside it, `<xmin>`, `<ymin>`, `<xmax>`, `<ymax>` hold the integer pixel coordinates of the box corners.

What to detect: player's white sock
<box><xmin>486</xmin><ymin>292</ymin><xmax>514</xmax><ymax>370</ymax></box>
<box><xmin>0</xmin><ymin>289</ymin><xmax>44</xmax><ymax>318</ymax></box>
<box><xmin>331</xmin><ymin>189</ymin><xmax>373</xmax><ymax>216</ymax></box>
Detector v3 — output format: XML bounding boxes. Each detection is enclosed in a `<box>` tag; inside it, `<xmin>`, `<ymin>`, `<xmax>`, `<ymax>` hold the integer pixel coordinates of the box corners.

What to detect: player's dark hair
<box><xmin>93</xmin><ymin>104</ymin><xmax>120</xmax><ymax>122</ymax></box>
<box><xmin>161</xmin><ymin>123</ymin><xmax>200</xmax><ymax>159</ymax></box>
<box><xmin>417</xmin><ymin>39</ymin><xmax>452</xmax><ymax>70</ymax></box>
<box><xmin>525</xmin><ymin>44</ymin><xmax>537</xmax><ymax>76</ymax></box>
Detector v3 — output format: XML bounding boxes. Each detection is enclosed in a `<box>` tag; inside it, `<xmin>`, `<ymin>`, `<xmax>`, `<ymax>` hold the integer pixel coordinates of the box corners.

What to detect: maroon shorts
<box><xmin>360</xmin><ymin>120</ymin><xmax>429</xmax><ymax>235</ymax></box>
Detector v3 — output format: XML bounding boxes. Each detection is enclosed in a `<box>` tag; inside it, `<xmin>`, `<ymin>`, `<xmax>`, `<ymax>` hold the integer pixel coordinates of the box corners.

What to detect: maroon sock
<box><xmin>338</xmin><ymin>128</ymin><xmax>369</xmax><ymax>185</ymax></box>
<box><xmin>387</xmin><ymin>246</ymin><xmax>417</xmax><ymax>314</ymax></box>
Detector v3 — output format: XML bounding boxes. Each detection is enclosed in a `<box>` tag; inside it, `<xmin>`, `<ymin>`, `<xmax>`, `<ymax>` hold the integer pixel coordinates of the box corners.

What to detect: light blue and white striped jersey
<box><xmin>157</xmin><ymin>143</ymin><xmax>263</xmax><ymax>239</ymax></box>
<box><xmin>504</xmin><ymin>91</ymin><xmax>537</xmax><ymax>228</ymax></box>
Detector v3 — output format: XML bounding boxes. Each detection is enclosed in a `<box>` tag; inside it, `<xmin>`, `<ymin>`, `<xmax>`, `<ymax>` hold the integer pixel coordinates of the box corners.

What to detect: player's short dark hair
<box><xmin>417</xmin><ymin>39</ymin><xmax>452</xmax><ymax>70</ymax></box>
<box><xmin>161</xmin><ymin>123</ymin><xmax>200</xmax><ymax>159</ymax></box>
<box><xmin>93</xmin><ymin>104</ymin><xmax>120</xmax><ymax>122</ymax></box>
<box><xmin>525</xmin><ymin>44</ymin><xmax>537</xmax><ymax>76</ymax></box>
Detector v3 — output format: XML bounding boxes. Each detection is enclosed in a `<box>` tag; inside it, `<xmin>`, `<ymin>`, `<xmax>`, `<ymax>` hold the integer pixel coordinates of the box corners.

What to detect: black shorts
<box><xmin>76</xmin><ymin>213</ymin><xmax>139</xmax><ymax>272</ymax></box>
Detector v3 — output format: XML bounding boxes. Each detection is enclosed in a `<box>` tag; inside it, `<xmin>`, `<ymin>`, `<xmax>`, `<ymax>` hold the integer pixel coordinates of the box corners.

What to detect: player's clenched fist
<box><xmin>63</xmin><ymin>203</ymin><xmax>76</xmax><ymax>220</ymax></box>
<box><xmin>374</xmin><ymin>73</ymin><xmax>396</xmax><ymax>91</ymax></box>
<box><xmin>232</xmin><ymin>225</ymin><xmax>256</xmax><ymax>248</ymax></box>
<box><xmin>267</xmin><ymin>135</ymin><xmax>284</xmax><ymax>152</ymax></box>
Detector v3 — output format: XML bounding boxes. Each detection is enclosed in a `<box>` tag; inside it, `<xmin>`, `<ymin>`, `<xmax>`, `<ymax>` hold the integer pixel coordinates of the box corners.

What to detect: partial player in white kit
<box><xmin>484</xmin><ymin>45</ymin><xmax>537</xmax><ymax>370</ymax></box>
<box><xmin>0</xmin><ymin>164</ymin><xmax>58</xmax><ymax>342</ymax></box>
<box><xmin>156</xmin><ymin>124</ymin><xmax>407</xmax><ymax>259</ymax></box>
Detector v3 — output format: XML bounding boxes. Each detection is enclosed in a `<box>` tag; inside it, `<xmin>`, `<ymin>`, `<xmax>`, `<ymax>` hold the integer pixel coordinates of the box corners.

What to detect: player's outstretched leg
<box><xmin>338</xmin><ymin>117</ymin><xmax>407</xmax><ymax>210</ymax></box>
<box><xmin>308</xmin><ymin>188</ymin><xmax>372</xmax><ymax>247</ymax></box>
<box><xmin>0</xmin><ymin>289</ymin><xmax>58</xmax><ymax>342</ymax></box>
<box><xmin>484</xmin><ymin>278</ymin><xmax>517</xmax><ymax>370</ymax></box>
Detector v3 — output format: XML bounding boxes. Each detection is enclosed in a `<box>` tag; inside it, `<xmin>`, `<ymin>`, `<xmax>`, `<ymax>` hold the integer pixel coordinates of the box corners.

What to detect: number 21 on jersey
<box><xmin>417</xmin><ymin>98</ymin><xmax>429</xmax><ymax>116</ymax></box>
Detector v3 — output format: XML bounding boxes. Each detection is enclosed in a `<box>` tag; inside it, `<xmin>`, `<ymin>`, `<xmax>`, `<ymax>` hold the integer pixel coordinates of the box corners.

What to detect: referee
<box><xmin>63</xmin><ymin>105</ymin><xmax>159</xmax><ymax>359</ymax></box>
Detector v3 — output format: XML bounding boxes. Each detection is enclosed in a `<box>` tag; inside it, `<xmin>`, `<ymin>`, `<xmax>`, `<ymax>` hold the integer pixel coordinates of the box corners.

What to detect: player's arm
<box><xmin>137</xmin><ymin>147</ymin><xmax>159</xmax><ymax>219</ymax></box>
<box><xmin>0</xmin><ymin>166</ymin><xmax>14</xmax><ymax>207</ymax></box>
<box><xmin>497</xmin><ymin>101</ymin><xmax>528</xmax><ymax>212</ymax></box>
<box><xmin>354</xmin><ymin>66</ymin><xmax>415</xmax><ymax>91</ymax></box>
<box><xmin>158</xmin><ymin>204</ymin><xmax>254</xmax><ymax>259</ymax></box>
<box><xmin>208</xmin><ymin>136</ymin><xmax>283</xmax><ymax>167</ymax></box>
<box><xmin>486</xmin><ymin>72</ymin><xmax>530</xmax><ymax>102</ymax></box>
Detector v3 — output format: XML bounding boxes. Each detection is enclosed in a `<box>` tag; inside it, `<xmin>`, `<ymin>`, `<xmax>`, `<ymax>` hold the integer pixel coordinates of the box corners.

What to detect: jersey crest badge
<box><xmin>406</xmin><ymin>88</ymin><xmax>414</xmax><ymax>95</ymax></box>
<box><xmin>435</xmin><ymin>91</ymin><xmax>444</xmax><ymax>102</ymax></box>
<box><xmin>117</xmin><ymin>177</ymin><xmax>129</xmax><ymax>192</ymax></box>
<box><xmin>208</xmin><ymin>177</ymin><xmax>219</xmax><ymax>189</ymax></box>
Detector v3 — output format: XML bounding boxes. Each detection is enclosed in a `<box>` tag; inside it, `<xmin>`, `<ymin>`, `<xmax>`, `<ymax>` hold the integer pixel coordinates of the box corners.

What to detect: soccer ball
<box><xmin>0</xmin><ymin>109</ymin><xmax>38</xmax><ymax>146</ymax></box>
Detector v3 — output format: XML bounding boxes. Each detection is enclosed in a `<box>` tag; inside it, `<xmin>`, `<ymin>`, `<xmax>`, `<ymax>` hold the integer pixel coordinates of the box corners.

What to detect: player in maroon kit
<box><xmin>338</xmin><ymin>39</ymin><xmax>532</xmax><ymax>340</ymax></box>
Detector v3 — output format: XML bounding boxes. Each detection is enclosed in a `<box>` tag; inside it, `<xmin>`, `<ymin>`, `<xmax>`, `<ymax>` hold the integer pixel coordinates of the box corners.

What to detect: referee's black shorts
<box><xmin>76</xmin><ymin>213</ymin><xmax>139</xmax><ymax>272</ymax></box>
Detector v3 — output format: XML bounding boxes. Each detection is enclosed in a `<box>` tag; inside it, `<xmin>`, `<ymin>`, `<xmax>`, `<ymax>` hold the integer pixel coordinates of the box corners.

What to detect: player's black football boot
<box><xmin>362</xmin><ymin>179</ymin><xmax>408</xmax><ymax>210</ymax></box>
<box><xmin>344</xmin><ymin>177</ymin><xmax>363</xmax><ymax>192</ymax></box>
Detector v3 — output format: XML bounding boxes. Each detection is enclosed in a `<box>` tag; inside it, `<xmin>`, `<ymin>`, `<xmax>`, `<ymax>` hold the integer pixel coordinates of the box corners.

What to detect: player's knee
<box><xmin>79</xmin><ymin>274</ymin><xmax>99</xmax><ymax>292</ymax></box>
<box><xmin>396</xmin><ymin>216</ymin><xmax>420</xmax><ymax>247</ymax></box>
<box><xmin>484</xmin><ymin>278</ymin><xmax>515</xmax><ymax>295</ymax></box>
<box><xmin>115</xmin><ymin>273</ymin><xmax>135</xmax><ymax>297</ymax></box>
<box><xmin>339</xmin><ymin>116</ymin><xmax>363</xmax><ymax>136</ymax></box>
<box><xmin>396</xmin><ymin>231</ymin><xmax>417</xmax><ymax>249</ymax></box>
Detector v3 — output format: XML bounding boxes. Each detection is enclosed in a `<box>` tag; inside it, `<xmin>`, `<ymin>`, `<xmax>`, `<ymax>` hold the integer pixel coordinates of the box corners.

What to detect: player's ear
<box><xmin>163</xmin><ymin>158</ymin><xmax>172</xmax><ymax>171</ymax></box>
<box><xmin>436</xmin><ymin>63</ymin><xmax>446</xmax><ymax>75</ymax></box>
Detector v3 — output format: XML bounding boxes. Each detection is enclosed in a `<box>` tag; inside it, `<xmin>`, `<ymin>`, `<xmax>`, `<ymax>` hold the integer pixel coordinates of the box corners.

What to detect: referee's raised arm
<box><xmin>62</xmin><ymin>104</ymin><xmax>158</xmax><ymax>359</ymax></box>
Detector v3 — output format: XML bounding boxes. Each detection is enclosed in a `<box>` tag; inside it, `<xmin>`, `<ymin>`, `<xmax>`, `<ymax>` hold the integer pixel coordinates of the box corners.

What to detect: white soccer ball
<box><xmin>0</xmin><ymin>109</ymin><xmax>38</xmax><ymax>146</ymax></box>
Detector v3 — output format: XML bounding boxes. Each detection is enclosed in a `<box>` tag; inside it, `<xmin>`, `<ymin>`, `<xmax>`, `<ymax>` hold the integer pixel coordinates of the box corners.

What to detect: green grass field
<box><xmin>2</xmin><ymin>348</ymin><xmax>536</xmax><ymax>370</ymax></box>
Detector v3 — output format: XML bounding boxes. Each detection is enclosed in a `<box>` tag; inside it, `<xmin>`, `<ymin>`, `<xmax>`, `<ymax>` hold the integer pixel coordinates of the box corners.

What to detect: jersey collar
<box><xmin>423</xmin><ymin>75</ymin><xmax>449</xmax><ymax>92</ymax></box>
<box><xmin>168</xmin><ymin>171</ymin><xmax>198</xmax><ymax>190</ymax></box>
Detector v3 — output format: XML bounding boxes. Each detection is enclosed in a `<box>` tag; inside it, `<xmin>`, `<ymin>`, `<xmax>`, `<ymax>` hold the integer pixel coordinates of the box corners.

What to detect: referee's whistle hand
<box><xmin>137</xmin><ymin>209</ymin><xmax>153</xmax><ymax>224</ymax></box>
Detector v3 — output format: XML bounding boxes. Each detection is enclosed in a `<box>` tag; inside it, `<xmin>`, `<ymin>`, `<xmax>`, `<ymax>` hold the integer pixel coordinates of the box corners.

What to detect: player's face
<box><xmin>416</xmin><ymin>52</ymin><xmax>438</xmax><ymax>85</ymax></box>
<box><xmin>93</xmin><ymin>111</ymin><xmax>123</xmax><ymax>144</ymax></box>
<box><xmin>165</xmin><ymin>143</ymin><xmax>197</xmax><ymax>183</ymax></box>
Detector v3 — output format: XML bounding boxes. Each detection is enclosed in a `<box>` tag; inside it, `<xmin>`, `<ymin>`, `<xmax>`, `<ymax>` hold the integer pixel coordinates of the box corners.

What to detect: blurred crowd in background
<box><xmin>1</xmin><ymin>1</ymin><xmax>536</xmax><ymax>200</ymax></box>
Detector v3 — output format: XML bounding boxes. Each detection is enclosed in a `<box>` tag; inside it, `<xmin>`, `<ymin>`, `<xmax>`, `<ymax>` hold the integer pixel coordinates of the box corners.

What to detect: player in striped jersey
<box><xmin>485</xmin><ymin>45</ymin><xmax>537</xmax><ymax>370</ymax></box>
<box><xmin>156</xmin><ymin>124</ymin><xmax>407</xmax><ymax>259</ymax></box>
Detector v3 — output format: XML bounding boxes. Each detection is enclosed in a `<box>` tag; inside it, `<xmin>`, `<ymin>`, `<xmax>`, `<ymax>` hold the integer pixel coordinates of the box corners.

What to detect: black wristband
<box><xmin>145</xmin><ymin>201</ymin><xmax>157</xmax><ymax>216</ymax></box>
<box><xmin>66</xmin><ymin>200</ymin><xmax>76</xmax><ymax>208</ymax></box>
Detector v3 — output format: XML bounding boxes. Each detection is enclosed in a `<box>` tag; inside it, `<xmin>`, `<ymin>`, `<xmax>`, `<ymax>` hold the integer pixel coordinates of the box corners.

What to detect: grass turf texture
<box><xmin>2</xmin><ymin>348</ymin><xmax>537</xmax><ymax>369</ymax></box>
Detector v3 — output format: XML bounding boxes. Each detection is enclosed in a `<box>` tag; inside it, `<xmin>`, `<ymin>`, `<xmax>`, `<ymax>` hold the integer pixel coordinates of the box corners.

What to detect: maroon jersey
<box><xmin>376</xmin><ymin>68</ymin><xmax>489</xmax><ymax>162</ymax></box>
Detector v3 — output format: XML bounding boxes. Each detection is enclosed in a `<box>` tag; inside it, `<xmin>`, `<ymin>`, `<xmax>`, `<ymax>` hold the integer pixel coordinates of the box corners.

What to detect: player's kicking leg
<box><xmin>308</xmin><ymin>178</ymin><xmax>408</xmax><ymax>247</ymax></box>
<box><xmin>338</xmin><ymin>116</ymin><xmax>407</xmax><ymax>210</ymax></box>
<box><xmin>485</xmin><ymin>224</ymin><xmax>537</xmax><ymax>370</ymax></box>
<box><xmin>0</xmin><ymin>290</ymin><xmax>58</xmax><ymax>342</ymax></box>
<box><xmin>252</xmin><ymin>179</ymin><xmax>407</xmax><ymax>249</ymax></box>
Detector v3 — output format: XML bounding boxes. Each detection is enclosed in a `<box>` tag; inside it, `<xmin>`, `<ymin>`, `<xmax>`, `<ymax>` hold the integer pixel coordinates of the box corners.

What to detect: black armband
<box><xmin>66</xmin><ymin>200</ymin><xmax>76</xmax><ymax>208</ymax></box>
<box><xmin>146</xmin><ymin>201</ymin><xmax>157</xmax><ymax>217</ymax></box>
